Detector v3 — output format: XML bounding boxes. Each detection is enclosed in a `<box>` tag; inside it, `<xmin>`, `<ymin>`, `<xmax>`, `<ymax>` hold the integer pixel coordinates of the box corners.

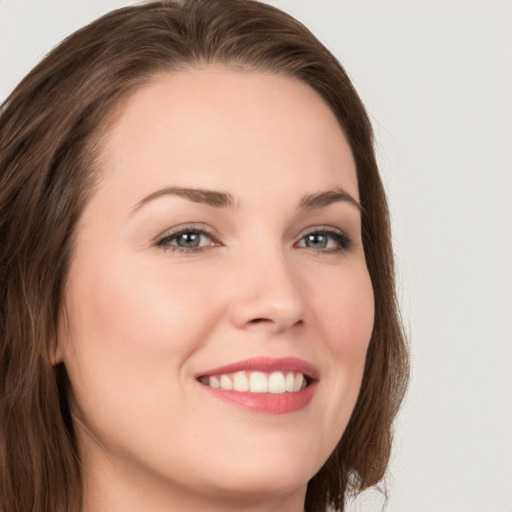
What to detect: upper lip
<box><xmin>196</xmin><ymin>357</ymin><xmax>319</xmax><ymax>381</ymax></box>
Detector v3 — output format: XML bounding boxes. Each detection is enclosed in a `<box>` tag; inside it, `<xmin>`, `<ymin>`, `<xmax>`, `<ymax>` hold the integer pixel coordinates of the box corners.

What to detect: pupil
<box><xmin>178</xmin><ymin>232</ymin><xmax>200</xmax><ymax>248</ymax></box>
<box><xmin>307</xmin><ymin>234</ymin><xmax>327</xmax><ymax>248</ymax></box>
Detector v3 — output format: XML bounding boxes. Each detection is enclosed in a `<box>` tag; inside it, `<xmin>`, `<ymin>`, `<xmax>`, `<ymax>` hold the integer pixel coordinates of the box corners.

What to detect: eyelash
<box><xmin>155</xmin><ymin>226</ymin><xmax>353</xmax><ymax>255</ymax></box>
<box><xmin>156</xmin><ymin>226</ymin><xmax>216</xmax><ymax>255</ymax></box>
<box><xmin>297</xmin><ymin>227</ymin><xmax>353</xmax><ymax>253</ymax></box>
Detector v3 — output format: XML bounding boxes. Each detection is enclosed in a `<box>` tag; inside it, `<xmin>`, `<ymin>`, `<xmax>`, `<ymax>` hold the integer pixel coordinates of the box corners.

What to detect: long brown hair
<box><xmin>0</xmin><ymin>1</ymin><xmax>409</xmax><ymax>511</ymax></box>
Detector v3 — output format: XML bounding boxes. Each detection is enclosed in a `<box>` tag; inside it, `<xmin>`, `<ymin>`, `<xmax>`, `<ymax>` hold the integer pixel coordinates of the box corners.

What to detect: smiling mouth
<box><xmin>198</xmin><ymin>370</ymin><xmax>308</xmax><ymax>394</ymax></box>
<box><xmin>196</xmin><ymin>357</ymin><xmax>318</xmax><ymax>414</ymax></box>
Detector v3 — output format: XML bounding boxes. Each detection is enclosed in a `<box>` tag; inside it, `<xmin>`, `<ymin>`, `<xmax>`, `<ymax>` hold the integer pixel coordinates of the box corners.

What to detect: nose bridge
<box><xmin>229</xmin><ymin>237</ymin><xmax>306</xmax><ymax>332</ymax></box>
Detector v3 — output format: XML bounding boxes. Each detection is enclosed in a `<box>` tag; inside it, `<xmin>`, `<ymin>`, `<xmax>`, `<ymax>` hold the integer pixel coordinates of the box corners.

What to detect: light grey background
<box><xmin>1</xmin><ymin>1</ymin><xmax>511</xmax><ymax>511</ymax></box>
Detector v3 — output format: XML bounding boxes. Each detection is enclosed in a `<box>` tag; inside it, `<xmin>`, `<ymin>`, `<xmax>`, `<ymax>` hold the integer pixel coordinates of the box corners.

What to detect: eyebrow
<box><xmin>131</xmin><ymin>185</ymin><xmax>361</xmax><ymax>215</ymax></box>
<box><xmin>131</xmin><ymin>187</ymin><xmax>235</xmax><ymax>214</ymax></box>
<box><xmin>299</xmin><ymin>187</ymin><xmax>362</xmax><ymax>213</ymax></box>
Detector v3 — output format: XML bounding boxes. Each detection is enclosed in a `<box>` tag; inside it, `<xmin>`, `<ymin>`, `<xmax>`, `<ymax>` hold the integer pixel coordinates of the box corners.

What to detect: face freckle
<box><xmin>59</xmin><ymin>65</ymin><xmax>375</xmax><ymax>510</ymax></box>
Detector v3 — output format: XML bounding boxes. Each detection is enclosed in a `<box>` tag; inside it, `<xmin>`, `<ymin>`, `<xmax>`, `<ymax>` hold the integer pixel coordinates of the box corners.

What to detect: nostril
<box><xmin>247</xmin><ymin>317</ymin><xmax>304</xmax><ymax>328</ymax></box>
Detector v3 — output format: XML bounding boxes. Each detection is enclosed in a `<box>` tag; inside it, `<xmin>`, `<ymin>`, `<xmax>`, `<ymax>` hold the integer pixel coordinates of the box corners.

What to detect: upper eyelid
<box><xmin>299</xmin><ymin>225</ymin><xmax>345</xmax><ymax>235</ymax></box>
<box><xmin>297</xmin><ymin>225</ymin><xmax>351</xmax><ymax>241</ymax></box>
<box><xmin>155</xmin><ymin>224</ymin><xmax>350</xmax><ymax>241</ymax></box>
<box><xmin>156</xmin><ymin>223</ymin><xmax>215</xmax><ymax>241</ymax></box>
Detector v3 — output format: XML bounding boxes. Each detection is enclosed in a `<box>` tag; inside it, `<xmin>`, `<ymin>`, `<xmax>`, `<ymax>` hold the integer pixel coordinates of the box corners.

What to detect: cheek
<box><xmin>312</xmin><ymin>263</ymin><xmax>374</xmax><ymax>410</ymax></box>
<box><xmin>60</xmin><ymin>252</ymin><xmax>229</xmax><ymax>434</ymax></box>
<box><xmin>293</xmin><ymin>262</ymin><xmax>374</xmax><ymax>467</ymax></box>
<box><xmin>61</xmin><ymin>255</ymin><xmax>226</xmax><ymax>444</ymax></box>
<box><xmin>315</xmin><ymin>263</ymin><xmax>374</xmax><ymax>359</ymax></box>
<box><xmin>66</xmin><ymin>256</ymin><xmax>220</xmax><ymax>361</ymax></box>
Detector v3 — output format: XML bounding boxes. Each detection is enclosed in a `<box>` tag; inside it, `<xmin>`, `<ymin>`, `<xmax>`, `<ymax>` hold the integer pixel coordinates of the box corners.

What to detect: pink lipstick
<box><xmin>196</xmin><ymin>357</ymin><xmax>318</xmax><ymax>414</ymax></box>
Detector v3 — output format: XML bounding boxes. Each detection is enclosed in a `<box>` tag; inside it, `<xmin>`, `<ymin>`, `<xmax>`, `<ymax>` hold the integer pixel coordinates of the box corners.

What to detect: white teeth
<box><xmin>250</xmin><ymin>372</ymin><xmax>268</xmax><ymax>393</ymax></box>
<box><xmin>201</xmin><ymin>370</ymin><xmax>308</xmax><ymax>394</ymax></box>
<box><xmin>233</xmin><ymin>371</ymin><xmax>249</xmax><ymax>392</ymax></box>
<box><xmin>292</xmin><ymin>372</ymin><xmax>304</xmax><ymax>392</ymax></box>
<box><xmin>268</xmin><ymin>371</ymin><xmax>286</xmax><ymax>393</ymax></box>
<box><xmin>285</xmin><ymin>372</ymin><xmax>295</xmax><ymax>392</ymax></box>
<box><xmin>209</xmin><ymin>375</ymin><xmax>220</xmax><ymax>388</ymax></box>
<box><xmin>220</xmin><ymin>375</ymin><xmax>233</xmax><ymax>390</ymax></box>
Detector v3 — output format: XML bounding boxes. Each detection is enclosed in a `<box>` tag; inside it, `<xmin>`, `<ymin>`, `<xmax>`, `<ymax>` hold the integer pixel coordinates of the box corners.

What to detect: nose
<box><xmin>229</xmin><ymin>250</ymin><xmax>306</xmax><ymax>333</ymax></box>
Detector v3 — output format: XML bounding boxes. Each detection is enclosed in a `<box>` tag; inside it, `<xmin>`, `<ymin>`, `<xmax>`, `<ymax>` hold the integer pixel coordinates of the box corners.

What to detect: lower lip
<box><xmin>199</xmin><ymin>382</ymin><xmax>317</xmax><ymax>414</ymax></box>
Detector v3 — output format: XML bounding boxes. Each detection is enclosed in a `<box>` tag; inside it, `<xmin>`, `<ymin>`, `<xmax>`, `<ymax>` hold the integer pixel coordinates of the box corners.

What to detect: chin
<box><xmin>196</xmin><ymin>442</ymin><xmax>324</xmax><ymax>499</ymax></box>
<box><xmin>206</xmin><ymin>465</ymin><xmax>312</xmax><ymax>502</ymax></box>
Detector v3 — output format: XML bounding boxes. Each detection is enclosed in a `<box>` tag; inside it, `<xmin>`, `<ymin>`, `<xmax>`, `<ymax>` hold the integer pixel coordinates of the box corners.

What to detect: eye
<box><xmin>295</xmin><ymin>227</ymin><xmax>352</xmax><ymax>252</ymax></box>
<box><xmin>156</xmin><ymin>226</ymin><xmax>217</xmax><ymax>254</ymax></box>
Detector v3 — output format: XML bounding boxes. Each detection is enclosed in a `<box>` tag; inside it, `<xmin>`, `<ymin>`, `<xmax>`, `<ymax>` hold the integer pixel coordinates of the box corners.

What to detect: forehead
<box><xmin>93</xmin><ymin>65</ymin><xmax>358</xmax><ymax>207</ymax></box>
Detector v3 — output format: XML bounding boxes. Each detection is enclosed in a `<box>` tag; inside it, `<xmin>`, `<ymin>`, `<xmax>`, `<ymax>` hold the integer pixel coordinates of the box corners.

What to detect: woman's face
<box><xmin>59</xmin><ymin>67</ymin><xmax>374</xmax><ymax>510</ymax></box>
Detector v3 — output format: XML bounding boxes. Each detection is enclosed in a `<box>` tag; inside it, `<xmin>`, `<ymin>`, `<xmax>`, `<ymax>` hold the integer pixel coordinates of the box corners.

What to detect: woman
<box><xmin>0</xmin><ymin>1</ymin><xmax>408</xmax><ymax>511</ymax></box>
